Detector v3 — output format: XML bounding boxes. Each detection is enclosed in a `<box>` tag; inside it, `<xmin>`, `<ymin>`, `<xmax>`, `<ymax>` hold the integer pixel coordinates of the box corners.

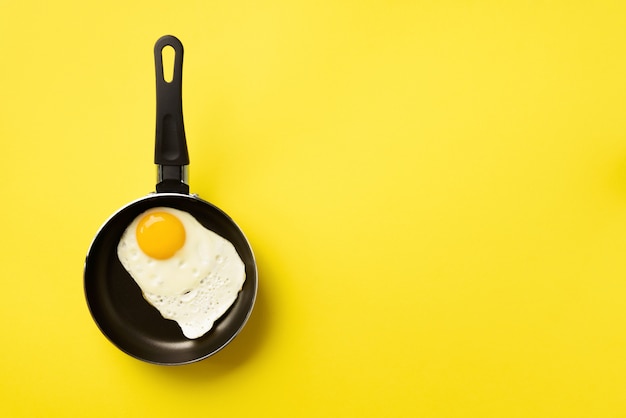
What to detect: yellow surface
<box><xmin>1</xmin><ymin>1</ymin><xmax>626</xmax><ymax>416</ymax></box>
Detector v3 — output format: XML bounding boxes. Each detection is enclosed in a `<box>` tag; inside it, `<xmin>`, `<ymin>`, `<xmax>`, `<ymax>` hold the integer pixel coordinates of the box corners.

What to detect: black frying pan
<box><xmin>84</xmin><ymin>35</ymin><xmax>257</xmax><ymax>365</ymax></box>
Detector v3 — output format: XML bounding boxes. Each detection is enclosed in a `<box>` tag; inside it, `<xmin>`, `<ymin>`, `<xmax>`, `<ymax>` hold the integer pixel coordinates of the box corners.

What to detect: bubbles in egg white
<box><xmin>117</xmin><ymin>207</ymin><xmax>246</xmax><ymax>339</ymax></box>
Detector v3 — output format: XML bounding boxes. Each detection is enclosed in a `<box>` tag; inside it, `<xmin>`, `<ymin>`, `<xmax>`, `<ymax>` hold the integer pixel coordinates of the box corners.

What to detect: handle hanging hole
<box><xmin>161</xmin><ymin>45</ymin><xmax>176</xmax><ymax>83</ymax></box>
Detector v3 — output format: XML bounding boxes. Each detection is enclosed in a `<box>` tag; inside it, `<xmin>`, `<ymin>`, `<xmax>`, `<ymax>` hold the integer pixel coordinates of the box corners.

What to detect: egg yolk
<box><xmin>136</xmin><ymin>211</ymin><xmax>186</xmax><ymax>260</ymax></box>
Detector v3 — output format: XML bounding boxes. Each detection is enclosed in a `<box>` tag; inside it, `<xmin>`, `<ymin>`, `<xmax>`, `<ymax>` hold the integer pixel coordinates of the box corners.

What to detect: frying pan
<box><xmin>84</xmin><ymin>35</ymin><xmax>257</xmax><ymax>365</ymax></box>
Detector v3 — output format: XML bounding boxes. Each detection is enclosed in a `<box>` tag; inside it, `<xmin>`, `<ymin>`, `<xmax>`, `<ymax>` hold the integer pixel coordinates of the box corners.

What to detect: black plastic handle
<box><xmin>154</xmin><ymin>35</ymin><xmax>190</xmax><ymax>194</ymax></box>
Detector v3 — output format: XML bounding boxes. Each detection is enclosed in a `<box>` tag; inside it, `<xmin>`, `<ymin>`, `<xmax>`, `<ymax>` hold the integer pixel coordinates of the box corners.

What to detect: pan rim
<box><xmin>84</xmin><ymin>192</ymin><xmax>258</xmax><ymax>365</ymax></box>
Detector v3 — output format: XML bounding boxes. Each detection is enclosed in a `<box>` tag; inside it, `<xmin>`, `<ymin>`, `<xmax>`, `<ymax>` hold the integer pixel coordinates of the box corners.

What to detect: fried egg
<box><xmin>117</xmin><ymin>207</ymin><xmax>246</xmax><ymax>339</ymax></box>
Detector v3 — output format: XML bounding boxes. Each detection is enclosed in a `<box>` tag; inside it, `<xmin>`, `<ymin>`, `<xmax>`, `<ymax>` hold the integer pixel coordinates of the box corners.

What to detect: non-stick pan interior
<box><xmin>84</xmin><ymin>193</ymin><xmax>257</xmax><ymax>365</ymax></box>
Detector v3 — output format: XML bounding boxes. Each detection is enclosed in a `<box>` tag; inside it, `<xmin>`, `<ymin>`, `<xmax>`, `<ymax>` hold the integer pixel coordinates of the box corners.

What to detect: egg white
<box><xmin>117</xmin><ymin>207</ymin><xmax>246</xmax><ymax>339</ymax></box>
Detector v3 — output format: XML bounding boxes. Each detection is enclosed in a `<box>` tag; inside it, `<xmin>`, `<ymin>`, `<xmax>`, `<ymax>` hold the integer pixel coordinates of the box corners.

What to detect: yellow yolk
<box><xmin>135</xmin><ymin>211</ymin><xmax>186</xmax><ymax>260</ymax></box>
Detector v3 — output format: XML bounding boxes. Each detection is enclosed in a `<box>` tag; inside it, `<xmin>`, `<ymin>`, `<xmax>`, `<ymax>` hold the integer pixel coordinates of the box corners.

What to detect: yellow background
<box><xmin>1</xmin><ymin>1</ymin><xmax>625</xmax><ymax>416</ymax></box>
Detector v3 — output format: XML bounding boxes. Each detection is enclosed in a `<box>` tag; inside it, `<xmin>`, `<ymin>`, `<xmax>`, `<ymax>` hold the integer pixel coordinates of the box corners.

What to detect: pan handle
<box><xmin>154</xmin><ymin>35</ymin><xmax>190</xmax><ymax>194</ymax></box>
